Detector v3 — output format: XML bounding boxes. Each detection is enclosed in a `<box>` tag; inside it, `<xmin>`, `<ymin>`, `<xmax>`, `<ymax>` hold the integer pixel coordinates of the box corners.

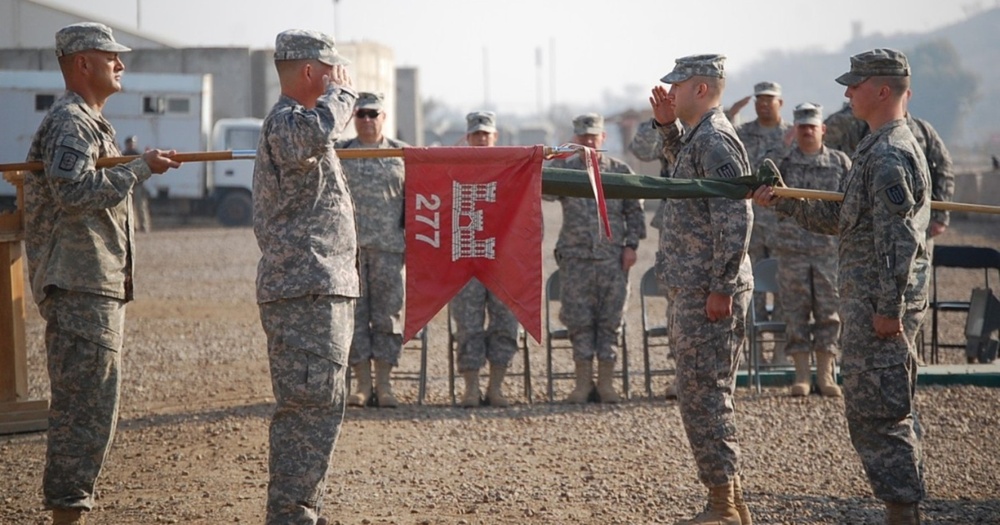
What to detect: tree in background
<box><xmin>907</xmin><ymin>39</ymin><xmax>979</xmax><ymax>143</ymax></box>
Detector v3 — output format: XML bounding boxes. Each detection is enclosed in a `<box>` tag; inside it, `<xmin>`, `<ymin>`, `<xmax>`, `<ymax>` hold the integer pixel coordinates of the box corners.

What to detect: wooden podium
<box><xmin>0</xmin><ymin>171</ymin><xmax>48</xmax><ymax>434</ymax></box>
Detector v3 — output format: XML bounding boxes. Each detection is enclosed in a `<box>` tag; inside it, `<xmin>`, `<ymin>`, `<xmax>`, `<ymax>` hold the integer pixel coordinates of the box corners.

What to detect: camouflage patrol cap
<box><xmin>466</xmin><ymin>111</ymin><xmax>497</xmax><ymax>133</ymax></box>
<box><xmin>793</xmin><ymin>102</ymin><xmax>823</xmax><ymax>126</ymax></box>
<box><xmin>835</xmin><ymin>48</ymin><xmax>909</xmax><ymax>86</ymax></box>
<box><xmin>55</xmin><ymin>22</ymin><xmax>131</xmax><ymax>57</ymax></box>
<box><xmin>274</xmin><ymin>29</ymin><xmax>350</xmax><ymax>66</ymax></box>
<box><xmin>572</xmin><ymin>113</ymin><xmax>604</xmax><ymax>135</ymax></box>
<box><xmin>355</xmin><ymin>92</ymin><xmax>384</xmax><ymax>111</ymax></box>
<box><xmin>660</xmin><ymin>54</ymin><xmax>726</xmax><ymax>84</ymax></box>
<box><xmin>754</xmin><ymin>81</ymin><xmax>781</xmax><ymax>97</ymax></box>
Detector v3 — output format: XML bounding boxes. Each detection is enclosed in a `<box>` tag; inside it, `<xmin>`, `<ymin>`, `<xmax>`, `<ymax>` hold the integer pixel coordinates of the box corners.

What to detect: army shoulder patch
<box><xmin>715</xmin><ymin>162</ymin><xmax>738</xmax><ymax>179</ymax></box>
<box><xmin>884</xmin><ymin>184</ymin><xmax>906</xmax><ymax>205</ymax></box>
<box><xmin>58</xmin><ymin>151</ymin><xmax>79</xmax><ymax>172</ymax></box>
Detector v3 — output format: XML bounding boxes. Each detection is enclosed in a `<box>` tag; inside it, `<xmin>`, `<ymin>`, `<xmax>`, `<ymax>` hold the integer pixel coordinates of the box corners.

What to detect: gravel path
<box><xmin>1</xmin><ymin>214</ymin><xmax>998</xmax><ymax>524</ymax></box>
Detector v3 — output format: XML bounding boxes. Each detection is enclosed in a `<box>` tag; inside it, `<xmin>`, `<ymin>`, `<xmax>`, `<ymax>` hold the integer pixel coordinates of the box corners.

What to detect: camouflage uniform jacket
<box><xmin>906</xmin><ymin>114</ymin><xmax>955</xmax><ymax>226</ymax></box>
<box><xmin>657</xmin><ymin>107</ymin><xmax>754</xmax><ymax>295</ymax></box>
<box><xmin>825</xmin><ymin>107</ymin><xmax>954</xmax><ymax>226</ymax></box>
<box><xmin>777</xmin><ymin>119</ymin><xmax>931</xmax><ymax>319</ymax></box>
<box><xmin>335</xmin><ymin>135</ymin><xmax>410</xmax><ymax>252</ymax></box>
<box><xmin>546</xmin><ymin>154</ymin><xmax>646</xmax><ymax>260</ymax></box>
<box><xmin>24</xmin><ymin>91</ymin><xmax>152</xmax><ymax>304</ymax></box>
<box><xmin>823</xmin><ymin>103</ymin><xmax>868</xmax><ymax>157</ymax></box>
<box><xmin>772</xmin><ymin>146</ymin><xmax>850</xmax><ymax>255</ymax></box>
<box><xmin>253</xmin><ymin>86</ymin><xmax>360</xmax><ymax>303</ymax></box>
<box><xmin>627</xmin><ymin>118</ymin><xmax>673</xmax><ymax>177</ymax></box>
<box><xmin>736</xmin><ymin>118</ymin><xmax>791</xmax><ymax>169</ymax></box>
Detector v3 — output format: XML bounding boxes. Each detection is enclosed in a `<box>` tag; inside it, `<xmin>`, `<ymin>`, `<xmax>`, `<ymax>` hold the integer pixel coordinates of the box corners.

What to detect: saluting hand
<box><xmin>649</xmin><ymin>85</ymin><xmax>676</xmax><ymax>126</ymax></box>
<box><xmin>330</xmin><ymin>64</ymin><xmax>352</xmax><ymax>88</ymax></box>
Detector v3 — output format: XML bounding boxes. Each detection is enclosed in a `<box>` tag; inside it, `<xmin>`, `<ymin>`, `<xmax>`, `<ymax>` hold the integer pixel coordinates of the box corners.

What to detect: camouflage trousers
<box><xmin>451</xmin><ymin>278</ymin><xmax>518</xmax><ymax>372</ymax></box>
<box><xmin>38</xmin><ymin>289</ymin><xmax>125</xmax><ymax>511</ymax></box>
<box><xmin>669</xmin><ymin>287</ymin><xmax>750</xmax><ymax>487</ymax></box>
<box><xmin>350</xmin><ymin>248</ymin><xmax>404</xmax><ymax>366</ymax></box>
<box><xmin>774</xmin><ymin>250</ymin><xmax>841</xmax><ymax>356</ymax></box>
<box><xmin>749</xmin><ymin>204</ymin><xmax>782</xmax><ymax>323</ymax></box>
<box><xmin>842</xmin><ymin>301</ymin><xmax>926</xmax><ymax>504</ymax></box>
<box><xmin>259</xmin><ymin>295</ymin><xmax>353</xmax><ymax>525</ymax></box>
<box><xmin>556</xmin><ymin>256</ymin><xmax>628</xmax><ymax>362</ymax></box>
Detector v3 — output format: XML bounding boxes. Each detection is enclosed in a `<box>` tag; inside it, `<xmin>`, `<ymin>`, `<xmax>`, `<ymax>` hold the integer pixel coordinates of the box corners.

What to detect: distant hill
<box><xmin>724</xmin><ymin>7</ymin><xmax>999</xmax><ymax>151</ymax></box>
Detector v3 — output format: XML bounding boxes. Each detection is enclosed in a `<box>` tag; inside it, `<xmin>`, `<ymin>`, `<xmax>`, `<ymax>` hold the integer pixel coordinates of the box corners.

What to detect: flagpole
<box><xmin>3</xmin><ymin>150</ymin><xmax>998</xmax><ymax>215</ymax></box>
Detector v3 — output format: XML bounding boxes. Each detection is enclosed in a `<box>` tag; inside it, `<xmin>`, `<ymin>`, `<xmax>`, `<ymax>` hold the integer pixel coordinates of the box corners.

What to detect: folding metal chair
<box><xmin>446</xmin><ymin>301</ymin><xmax>532</xmax><ymax>405</ymax></box>
<box><xmin>639</xmin><ymin>267</ymin><xmax>674</xmax><ymax>397</ymax></box>
<box><xmin>929</xmin><ymin>245</ymin><xmax>1000</xmax><ymax>363</ymax></box>
<box><xmin>346</xmin><ymin>327</ymin><xmax>428</xmax><ymax>405</ymax></box>
<box><xmin>748</xmin><ymin>258</ymin><xmax>788</xmax><ymax>393</ymax></box>
<box><xmin>544</xmin><ymin>269</ymin><xmax>629</xmax><ymax>402</ymax></box>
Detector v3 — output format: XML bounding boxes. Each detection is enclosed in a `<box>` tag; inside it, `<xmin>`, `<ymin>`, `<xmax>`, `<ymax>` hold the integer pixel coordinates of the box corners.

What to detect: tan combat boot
<box><xmin>596</xmin><ymin>360</ymin><xmax>621</xmax><ymax>403</ymax></box>
<box><xmin>733</xmin><ymin>474</ymin><xmax>752</xmax><ymax>525</ymax></box>
<box><xmin>676</xmin><ymin>482</ymin><xmax>741</xmax><ymax>525</ymax></box>
<box><xmin>565</xmin><ymin>360</ymin><xmax>594</xmax><ymax>404</ymax></box>
<box><xmin>460</xmin><ymin>369</ymin><xmax>481</xmax><ymax>408</ymax></box>
<box><xmin>52</xmin><ymin>508</ymin><xmax>85</xmax><ymax>524</ymax></box>
<box><xmin>790</xmin><ymin>352</ymin><xmax>812</xmax><ymax>397</ymax></box>
<box><xmin>486</xmin><ymin>364</ymin><xmax>510</xmax><ymax>407</ymax></box>
<box><xmin>374</xmin><ymin>360</ymin><xmax>398</xmax><ymax>408</ymax></box>
<box><xmin>347</xmin><ymin>360</ymin><xmax>372</xmax><ymax>407</ymax></box>
<box><xmin>815</xmin><ymin>351</ymin><xmax>843</xmax><ymax>397</ymax></box>
<box><xmin>885</xmin><ymin>502</ymin><xmax>920</xmax><ymax>524</ymax></box>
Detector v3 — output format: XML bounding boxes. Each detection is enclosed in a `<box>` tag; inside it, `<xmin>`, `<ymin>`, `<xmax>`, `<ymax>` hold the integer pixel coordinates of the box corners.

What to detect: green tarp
<box><xmin>541</xmin><ymin>163</ymin><xmax>781</xmax><ymax>200</ymax></box>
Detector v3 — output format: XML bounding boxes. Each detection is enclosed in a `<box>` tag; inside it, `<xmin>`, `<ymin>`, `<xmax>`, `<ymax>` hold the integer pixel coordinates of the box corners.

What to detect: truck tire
<box><xmin>216</xmin><ymin>191</ymin><xmax>253</xmax><ymax>227</ymax></box>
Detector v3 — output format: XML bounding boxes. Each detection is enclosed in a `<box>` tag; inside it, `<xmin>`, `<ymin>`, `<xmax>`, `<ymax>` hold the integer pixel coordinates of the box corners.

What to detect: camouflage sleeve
<box><xmin>627</xmin><ymin>119</ymin><xmax>664</xmax><ymax>162</ymax></box>
<box><xmin>44</xmin><ymin>121</ymin><xmax>150</xmax><ymax>213</ymax></box>
<box><xmin>623</xmin><ymin>198</ymin><xmax>646</xmax><ymax>247</ymax></box>
<box><xmin>922</xmin><ymin>122</ymin><xmax>955</xmax><ymax>226</ymax></box>
<box><xmin>871</xmin><ymin>152</ymin><xmax>923</xmax><ymax>318</ymax></box>
<box><xmin>703</xmin><ymin>139</ymin><xmax>752</xmax><ymax>295</ymax></box>
<box><xmin>657</xmin><ymin>119</ymin><xmax>684</xmax><ymax>163</ymax></box>
<box><xmin>775</xmin><ymin>198</ymin><xmax>841</xmax><ymax>236</ymax></box>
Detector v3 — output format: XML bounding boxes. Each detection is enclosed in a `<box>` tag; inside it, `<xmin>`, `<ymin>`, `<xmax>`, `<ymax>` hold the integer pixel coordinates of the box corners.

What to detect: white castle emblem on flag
<box><xmin>452</xmin><ymin>181</ymin><xmax>497</xmax><ymax>261</ymax></box>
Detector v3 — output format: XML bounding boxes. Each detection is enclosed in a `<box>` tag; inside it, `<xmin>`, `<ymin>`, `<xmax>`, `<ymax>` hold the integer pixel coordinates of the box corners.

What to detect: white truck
<box><xmin>0</xmin><ymin>70</ymin><xmax>261</xmax><ymax>226</ymax></box>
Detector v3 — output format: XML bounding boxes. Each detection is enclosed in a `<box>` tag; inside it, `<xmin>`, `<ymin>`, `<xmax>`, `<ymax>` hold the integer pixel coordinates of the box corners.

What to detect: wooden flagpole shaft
<box><xmin>773</xmin><ymin>186</ymin><xmax>1000</xmax><ymax>215</ymax></box>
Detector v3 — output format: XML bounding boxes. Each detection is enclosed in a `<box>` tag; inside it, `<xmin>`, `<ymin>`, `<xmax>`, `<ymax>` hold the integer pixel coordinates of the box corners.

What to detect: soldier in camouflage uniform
<box><xmin>825</xmin><ymin>100</ymin><xmax>956</xmax><ymax>239</ymax></box>
<box><xmin>755</xmin><ymin>49</ymin><xmax>930</xmax><ymax>525</ymax></box>
<box><xmin>253</xmin><ymin>29</ymin><xmax>357</xmax><ymax>525</ymax></box>
<box><xmin>737</xmin><ymin>82</ymin><xmax>792</xmax><ymax>357</ymax></box>
<box><xmin>23</xmin><ymin>23</ymin><xmax>181</xmax><ymax>525</ymax></box>
<box><xmin>650</xmin><ymin>54</ymin><xmax>754</xmax><ymax>525</ymax></box>
<box><xmin>336</xmin><ymin>92</ymin><xmax>410</xmax><ymax>408</ymax></box>
<box><xmin>772</xmin><ymin>103</ymin><xmax>850</xmax><ymax>398</ymax></box>
<box><xmin>449</xmin><ymin>111</ymin><xmax>520</xmax><ymax>408</ymax></box>
<box><xmin>545</xmin><ymin>113</ymin><xmax>646</xmax><ymax>404</ymax></box>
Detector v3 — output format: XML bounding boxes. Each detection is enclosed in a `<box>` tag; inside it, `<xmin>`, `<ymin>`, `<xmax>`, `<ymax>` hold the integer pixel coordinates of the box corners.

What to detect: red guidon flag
<box><xmin>403</xmin><ymin>146</ymin><xmax>543</xmax><ymax>343</ymax></box>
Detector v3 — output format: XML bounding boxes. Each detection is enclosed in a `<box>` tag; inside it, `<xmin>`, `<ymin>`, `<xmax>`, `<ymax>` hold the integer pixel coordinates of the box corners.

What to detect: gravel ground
<box><xmin>1</xmin><ymin>208</ymin><xmax>998</xmax><ymax>525</ymax></box>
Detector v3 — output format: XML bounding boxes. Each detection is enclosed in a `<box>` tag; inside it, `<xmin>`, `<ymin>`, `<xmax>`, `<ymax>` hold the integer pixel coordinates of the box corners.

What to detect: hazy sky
<box><xmin>45</xmin><ymin>0</ymin><xmax>975</xmax><ymax>115</ymax></box>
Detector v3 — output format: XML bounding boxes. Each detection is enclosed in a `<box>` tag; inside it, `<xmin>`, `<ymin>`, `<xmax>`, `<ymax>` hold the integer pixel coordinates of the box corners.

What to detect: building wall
<box><xmin>396</xmin><ymin>67</ymin><xmax>423</xmax><ymax>146</ymax></box>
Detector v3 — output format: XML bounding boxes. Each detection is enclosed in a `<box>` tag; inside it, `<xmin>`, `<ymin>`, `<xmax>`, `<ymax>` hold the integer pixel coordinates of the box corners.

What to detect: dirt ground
<box><xmin>1</xmin><ymin>207</ymin><xmax>998</xmax><ymax>524</ymax></box>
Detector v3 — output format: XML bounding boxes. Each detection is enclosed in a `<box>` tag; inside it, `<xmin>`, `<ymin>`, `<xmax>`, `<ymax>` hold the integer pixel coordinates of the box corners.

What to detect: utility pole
<box><xmin>332</xmin><ymin>0</ymin><xmax>341</xmax><ymax>41</ymax></box>
<box><xmin>535</xmin><ymin>46</ymin><xmax>543</xmax><ymax>117</ymax></box>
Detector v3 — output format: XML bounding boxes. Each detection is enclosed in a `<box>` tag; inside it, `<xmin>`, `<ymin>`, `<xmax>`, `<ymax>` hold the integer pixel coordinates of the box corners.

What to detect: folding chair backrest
<box><xmin>752</xmin><ymin>258</ymin><xmax>780</xmax><ymax>295</ymax></box>
<box><xmin>934</xmin><ymin>245</ymin><xmax>1000</xmax><ymax>289</ymax></box>
<box><xmin>640</xmin><ymin>267</ymin><xmax>665</xmax><ymax>298</ymax></box>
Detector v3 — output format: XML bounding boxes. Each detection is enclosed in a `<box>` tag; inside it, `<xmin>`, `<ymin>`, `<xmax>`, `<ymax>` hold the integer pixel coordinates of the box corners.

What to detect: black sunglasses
<box><xmin>356</xmin><ymin>109</ymin><xmax>380</xmax><ymax>119</ymax></box>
